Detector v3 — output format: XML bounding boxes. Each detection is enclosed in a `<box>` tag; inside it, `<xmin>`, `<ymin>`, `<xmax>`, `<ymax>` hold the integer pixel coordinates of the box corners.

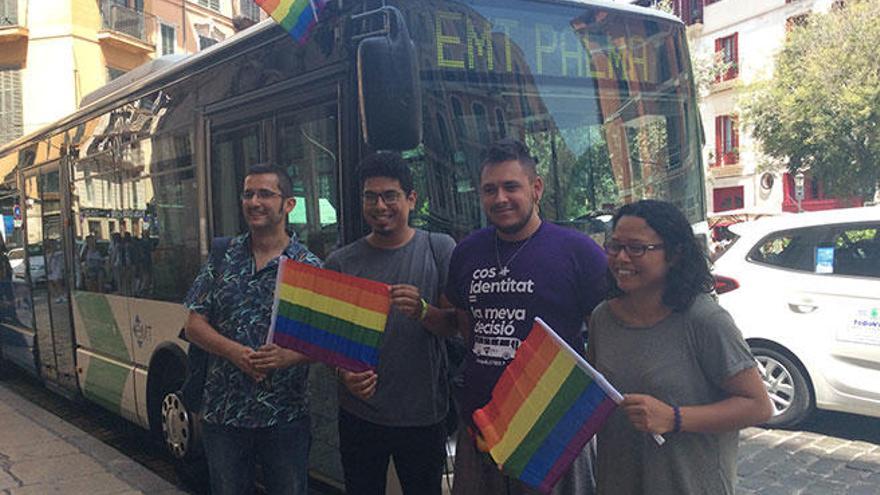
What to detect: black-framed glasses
<box><xmin>604</xmin><ymin>241</ymin><xmax>665</xmax><ymax>257</ymax></box>
<box><xmin>241</xmin><ymin>189</ymin><xmax>283</xmax><ymax>201</ymax></box>
<box><xmin>362</xmin><ymin>190</ymin><xmax>403</xmax><ymax>206</ymax></box>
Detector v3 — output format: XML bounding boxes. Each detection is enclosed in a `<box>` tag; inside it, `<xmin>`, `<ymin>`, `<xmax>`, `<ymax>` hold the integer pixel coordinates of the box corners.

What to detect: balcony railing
<box><xmin>100</xmin><ymin>0</ymin><xmax>156</xmax><ymax>45</ymax></box>
<box><xmin>1</xmin><ymin>0</ymin><xmax>19</xmax><ymax>26</ymax></box>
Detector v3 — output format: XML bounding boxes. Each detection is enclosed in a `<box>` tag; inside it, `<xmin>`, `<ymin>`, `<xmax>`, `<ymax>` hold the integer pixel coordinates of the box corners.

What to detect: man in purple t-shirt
<box><xmin>444</xmin><ymin>139</ymin><xmax>607</xmax><ymax>494</ymax></box>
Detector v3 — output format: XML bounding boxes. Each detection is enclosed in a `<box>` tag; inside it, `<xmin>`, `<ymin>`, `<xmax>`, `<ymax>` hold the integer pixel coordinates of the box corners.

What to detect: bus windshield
<box><xmin>404</xmin><ymin>0</ymin><xmax>704</xmax><ymax>237</ymax></box>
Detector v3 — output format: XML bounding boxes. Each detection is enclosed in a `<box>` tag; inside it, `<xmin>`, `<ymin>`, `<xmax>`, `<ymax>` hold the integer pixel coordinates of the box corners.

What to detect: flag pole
<box><xmin>534</xmin><ymin>317</ymin><xmax>665</xmax><ymax>446</ymax></box>
<box><xmin>308</xmin><ymin>0</ymin><xmax>320</xmax><ymax>22</ymax></box>
<box><xmin>266</xmin><ymin>256</ymin><xmax>288</xmax><ymax>345</ymax></box>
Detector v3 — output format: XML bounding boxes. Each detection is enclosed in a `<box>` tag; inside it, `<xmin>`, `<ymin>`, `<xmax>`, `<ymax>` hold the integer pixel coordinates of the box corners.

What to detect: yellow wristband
<box><xmin>419</xmin><ymin>298</ymin><xmax>429</xmax><ymax>321</ymax></box>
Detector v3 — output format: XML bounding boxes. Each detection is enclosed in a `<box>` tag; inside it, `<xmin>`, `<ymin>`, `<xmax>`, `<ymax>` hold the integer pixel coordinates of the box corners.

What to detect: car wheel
<box><xmin>751</xmin><ymin>345</ymin><xmax>813</xmax><ymax>428</ymax></box>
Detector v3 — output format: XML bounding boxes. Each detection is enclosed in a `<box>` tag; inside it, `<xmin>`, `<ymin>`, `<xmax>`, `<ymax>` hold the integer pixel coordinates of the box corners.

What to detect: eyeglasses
<box><xmin>240</xmin><ymin>189</ymin><xmax>283</xmax><ymax>201</ymax></box>
<box><xmin>362</xmin><ymin>190</ymin><xmax>403</xmax><ymax>206</ymax></box>
<box><xmin>604</xmin><ymin>241</ymin><xmax>665</xmax><ymax>257</ymax></box>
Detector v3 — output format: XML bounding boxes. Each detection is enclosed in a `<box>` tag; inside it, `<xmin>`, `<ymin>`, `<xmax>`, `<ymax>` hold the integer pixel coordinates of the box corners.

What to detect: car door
<box><xmin>803</xmin><ymin>222</ymin><xmax>880</xmax><ymax>412</ymax></box>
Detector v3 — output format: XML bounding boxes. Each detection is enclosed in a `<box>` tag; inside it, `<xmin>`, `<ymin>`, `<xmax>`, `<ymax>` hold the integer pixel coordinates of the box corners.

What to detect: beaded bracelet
<box><xmin>673</xmin><ymin>405</ymin><xmax>682</xmax><ymax>433</ymax></box>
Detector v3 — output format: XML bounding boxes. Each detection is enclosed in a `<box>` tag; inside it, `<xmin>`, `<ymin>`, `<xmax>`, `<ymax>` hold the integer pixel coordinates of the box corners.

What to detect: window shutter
<box><xmin>714</xmin><ymin>115</ymin><xmax>722</xmax><ymax>167</ymax></box>
<box><xmin>0</xmin><ymin>68</ymin><xmax>23</xmax><ymax>145</ymax></box>
<box><xmin>731</xmin><ymin>32</ymin><xmax>739</xmax><ymax>79</ymax></box>
<box><xmin>727</xmin><ymin>115</ymin><xmax>739</xmax><ymax>164</ymax></box>
<box><xmin>714</xmin><ymin>38</ymin><xmax>723</xmax><ymax>83</ymax></box>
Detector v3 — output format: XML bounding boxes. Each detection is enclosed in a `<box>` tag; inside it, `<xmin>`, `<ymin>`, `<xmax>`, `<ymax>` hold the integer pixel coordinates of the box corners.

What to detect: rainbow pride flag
<box><xmin>472</xmin><ymin>318</ymin><xmax>622</xmax><ymax>493</ymax></box>
<box><xmin>256</xmin><ymin>0</ymin><xmax>330</xmax><ymax>44</ymax></box>
<box><xmin>268</xmin><ymin>258</ymin><xmax>390</xmax><ymax>372</ymax></box>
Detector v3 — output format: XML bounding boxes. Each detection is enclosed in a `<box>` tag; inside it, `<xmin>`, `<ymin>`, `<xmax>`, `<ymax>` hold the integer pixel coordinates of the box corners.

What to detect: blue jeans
<box><xmin>201</xmin><ymin>417</ymin><xmax>310</xmax><ymax>495</ymax></box>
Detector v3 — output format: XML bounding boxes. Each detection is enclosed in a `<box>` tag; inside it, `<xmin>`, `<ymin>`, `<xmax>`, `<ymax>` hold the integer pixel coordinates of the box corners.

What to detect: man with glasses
<box><xmin>184</xmin><ymin>164</ymin><xmax>321</xmax><ymax>495</ymax></box>
<box><xmin>444</xmin><ymin>139</ymin><xmax>607</xmax><ymax>494</ymax></box>
<box><xmin>325</xmin><ymin>151</ymin><xmax>458</xmax><ymax>495</ymax></box>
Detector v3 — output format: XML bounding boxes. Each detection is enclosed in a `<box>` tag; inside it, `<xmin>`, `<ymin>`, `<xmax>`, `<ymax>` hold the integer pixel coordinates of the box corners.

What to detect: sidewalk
<box><xmin>0</xmin><ymin>383</ymin><xmax>187</xmax><ymax>495</ymax></box>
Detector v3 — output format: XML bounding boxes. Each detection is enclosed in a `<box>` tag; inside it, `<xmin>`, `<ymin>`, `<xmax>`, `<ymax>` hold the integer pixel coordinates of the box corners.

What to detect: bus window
<box><xmin>276</xmin><ymin>102</ymin><xmax>340</xmax><ymax>259</ymax></box>
<box><xmin>127</xmin><ymin>132</ymin><xmax>199</xmax><ymax>302</ymax></box>
<box><xmin>405</xmin><ymin>1</ymin><xmax>705</xmax><ymax>236</ymax></box>
<box><xmin>211</xmin><ymin>124</ymin><xmax>262</xmax><ymax>237</ymax></box>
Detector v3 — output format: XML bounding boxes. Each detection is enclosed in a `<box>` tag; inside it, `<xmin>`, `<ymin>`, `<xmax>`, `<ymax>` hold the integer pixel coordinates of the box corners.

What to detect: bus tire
<box><xmin>148</xmin><ymin>351</ymin><xmax>201</xmax><ymax>462</ymax></box>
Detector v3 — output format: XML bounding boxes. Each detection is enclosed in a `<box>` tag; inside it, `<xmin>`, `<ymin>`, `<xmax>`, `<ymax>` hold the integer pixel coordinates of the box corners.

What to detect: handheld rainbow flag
<box><xmin>268</xmin><ymin>258</ymin><xmax>390</xmax><ymax>372</ymax></box>
<box><xmin>256</xmin><ymin>0</ymin><xmax>330</xmax><ymax>44</ymax></box>
<box><xmin>472</xmin><ymin>318</ymin><xmax>663</xmax><ymax>493</ymax></box>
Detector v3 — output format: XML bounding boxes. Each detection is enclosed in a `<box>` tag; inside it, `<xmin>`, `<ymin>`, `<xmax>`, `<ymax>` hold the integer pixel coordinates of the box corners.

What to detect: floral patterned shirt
<box><xmin>184</xmin><ymin>232</ymin><xmax>322</xmax><ymax>427</ymax></box>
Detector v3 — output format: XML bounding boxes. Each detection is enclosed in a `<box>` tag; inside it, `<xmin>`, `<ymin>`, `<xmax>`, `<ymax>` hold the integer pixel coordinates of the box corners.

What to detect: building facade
<box><xmin>0</xmin><ymin>0</ymin><xmax>263</xmax><ymax>147</ymax></box>
<box><xmin>636</xmin><ymin>0</ymin><xmax>859</xmax><ymax>215</ymax></box>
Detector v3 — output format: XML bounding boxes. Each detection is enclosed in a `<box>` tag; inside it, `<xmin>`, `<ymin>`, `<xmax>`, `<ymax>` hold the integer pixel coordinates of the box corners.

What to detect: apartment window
<box><xmin>0</xmin><ymin>67</ymin><xmax>23</xmax><ymax>145</ymax></box>
<box><xmin>198</xmin><ymin>36</ymin><xmax>218</xmax><ymax>51</ymax></box>
<box><xmin>198</xmin><ymin>0</ymin><xmax>220</xmax><ymax>11</ymax></box>
<box><xmin>160</xmin><ymin>23</ymin><xmax>176</xmax><ymax>55</ymax></box>
<box><xmin>715</xmin><ymin>33</ymin><xmax>738</xmax><ymax>81</ymax></box>
<box><xmin>714</xmin><ymin>115</ymin><xmax>738</xmax><ymax>167</ymax></box>
<box><xmin>0</xmin><ymin>0</ymin><xmax>19</xmax><ymax>26</ymax></box>
<box><xmin>240</xmin><ymin>0</ymin><xmax>261</xmax><ymax>21</ymax></box>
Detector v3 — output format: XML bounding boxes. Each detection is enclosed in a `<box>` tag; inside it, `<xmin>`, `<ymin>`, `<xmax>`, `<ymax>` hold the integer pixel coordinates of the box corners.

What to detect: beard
<box><xmin>491</xmin><ymin>200</ymin><xmax>536</xmax><ymax>235</ymax></box>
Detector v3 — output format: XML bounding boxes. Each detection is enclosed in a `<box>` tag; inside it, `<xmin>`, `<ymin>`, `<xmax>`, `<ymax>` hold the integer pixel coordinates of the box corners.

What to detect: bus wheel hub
<box><xmin>161</xmin><ymin>392</ymin><xmax>191</xmax><ymax>459</ymax></box>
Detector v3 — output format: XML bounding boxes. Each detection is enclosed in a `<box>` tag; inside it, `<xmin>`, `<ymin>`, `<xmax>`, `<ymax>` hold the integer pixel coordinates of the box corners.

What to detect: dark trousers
<box><xmin>338</xmin><ymin>408</ymin><xmax>447</xmax><ymax>495</ymax></box>
<box><xmin>201</xmin><ymin>417</ymin><xmax>310</xmax><ymax>495</ymax></box>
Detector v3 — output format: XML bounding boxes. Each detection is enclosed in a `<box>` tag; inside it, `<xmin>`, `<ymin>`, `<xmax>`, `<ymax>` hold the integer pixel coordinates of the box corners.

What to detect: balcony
<box><xmin>98</xmin><ymin>0</ymin><xmax>155</xmax><ymax>54</ymax></box>
<box><xmin>0</xmin><ymin>0</ymin><xmax>28</xmax><ymax>44</ymax></box>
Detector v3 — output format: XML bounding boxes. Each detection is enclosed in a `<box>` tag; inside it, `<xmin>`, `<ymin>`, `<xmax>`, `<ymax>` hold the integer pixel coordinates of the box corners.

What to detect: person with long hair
<box><xmin>588</xmin><ymin>200</ymin><xmax>772</xmax><ymax>494</ymax></box>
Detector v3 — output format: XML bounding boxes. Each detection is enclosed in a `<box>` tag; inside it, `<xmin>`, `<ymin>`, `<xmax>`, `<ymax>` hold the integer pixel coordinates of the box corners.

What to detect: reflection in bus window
<box><xmin>71</xmin><ymin>131</ymin><xmax>199</xmax><ymax>302</ymax></box>
<box><xmin>211</xmin><ymin>124</ymin><xmax>262</xmax><ymax>237</ymax></box>
<box><xmin>276</xmin><ymin>103</ymin><xmax>340</xmax><ymax>259</ymax></box>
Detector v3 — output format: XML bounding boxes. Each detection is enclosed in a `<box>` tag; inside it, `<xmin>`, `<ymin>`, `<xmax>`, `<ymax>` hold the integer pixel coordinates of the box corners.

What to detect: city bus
<box><xmin>0</xmin><ymin>0</ymin><xmax>705</xmax><ymax>488</ymax></box>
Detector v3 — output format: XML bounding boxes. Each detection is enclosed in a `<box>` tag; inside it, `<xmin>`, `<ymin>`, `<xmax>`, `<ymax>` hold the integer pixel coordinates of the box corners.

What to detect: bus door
<box><xmin>207</xmin><ymin>88</ymin><xmax>343</xmax><ymax>483</ymax></box>
<box><xmin>23</xmin><ymin>162</ymin><xmax>78</xmax><ymax>393</ymax></box>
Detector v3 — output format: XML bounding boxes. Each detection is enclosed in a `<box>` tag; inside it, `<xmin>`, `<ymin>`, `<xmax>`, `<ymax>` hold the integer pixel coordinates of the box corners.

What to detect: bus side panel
<box><xmin>126</xmin><ymin>298</ymin><xmax>189</xmax><ymax>427</ymax></box>
<box><xmin>0</xmin><ymin>322</ymin><xmax>37</xmax><ymax>376</ymax></box>
<box><xmin>71</xmin><ymin>290</ymin><xmax>138</xmax><ymax>422</ymax></box>
<box><xmin>76</xmin><ymin>348</ymin><xmax>139</xmax><ymax>424</ymax></box>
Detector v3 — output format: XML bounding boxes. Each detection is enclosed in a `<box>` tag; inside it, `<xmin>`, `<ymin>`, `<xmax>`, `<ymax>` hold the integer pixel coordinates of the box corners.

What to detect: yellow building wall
<box><xmin>13</xmin><ymin>0</ymin><xmax>236</xmax><ymax>143</ymax></box>
<box><xmin>22</xmin><ymin>0</ymin><xmax>78</xmax><ymax>134</ymax></box>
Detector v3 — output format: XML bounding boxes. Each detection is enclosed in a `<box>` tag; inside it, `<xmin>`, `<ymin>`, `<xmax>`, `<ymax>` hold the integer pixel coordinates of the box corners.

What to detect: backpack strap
<box><xmin>209</xmin><ymin>236</ymin><xmax>232</xmax><ymax>278</ymax></box>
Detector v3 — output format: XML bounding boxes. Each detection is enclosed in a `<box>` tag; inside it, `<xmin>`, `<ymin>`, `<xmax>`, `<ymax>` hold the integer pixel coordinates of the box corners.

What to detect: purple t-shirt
<box><xmin>446</xmin><ymin>221</ymin><xmax>608</xmax><ymax>426</ymax></box>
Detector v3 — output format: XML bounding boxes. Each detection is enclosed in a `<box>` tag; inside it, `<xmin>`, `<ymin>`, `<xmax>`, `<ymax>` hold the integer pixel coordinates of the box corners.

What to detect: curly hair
<box><xmin>607</xmin><ymin>200</ymin><xmax>714</xmax><ymax>312</ymax></box>
<box><xmin>358</xmin><ymin>151</ymin><xmax>414</xmax><ymax>195</ymax></box>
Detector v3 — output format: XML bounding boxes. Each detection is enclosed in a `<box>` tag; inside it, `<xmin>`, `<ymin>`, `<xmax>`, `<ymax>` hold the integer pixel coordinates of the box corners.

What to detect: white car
<box><xmin>713</xmin><ymin>206</ymin><xmax>880</xmax><ymax>427</ymax></box>
<box><xmin>8</xmin><ymin>246</ymin><xmax>46</xmax><ymax>283</ymax></box>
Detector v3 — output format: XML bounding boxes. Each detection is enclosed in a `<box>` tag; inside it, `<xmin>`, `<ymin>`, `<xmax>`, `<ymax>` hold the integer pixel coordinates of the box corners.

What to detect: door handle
<box><xmin>788</xmin><ymin>302</ymin><xmax>818</xmax><ymax>314</ymax></box>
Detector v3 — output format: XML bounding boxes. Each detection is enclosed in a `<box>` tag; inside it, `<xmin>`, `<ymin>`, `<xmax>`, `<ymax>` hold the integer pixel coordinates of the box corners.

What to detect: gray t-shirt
<box><xmin>589</xmin><ymin>294</ymin><xmax>756</xmax><ymax>495</ymax></box>
<box><xmin>324</xmin><ymin>229</ymin><xmax>455</xmax><ymax>427</ymax></box>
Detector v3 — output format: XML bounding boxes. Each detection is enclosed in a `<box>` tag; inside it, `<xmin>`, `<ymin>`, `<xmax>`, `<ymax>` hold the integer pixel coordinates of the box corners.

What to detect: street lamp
<box><xmin>794</xmin><ymin>171</ymin><xmax>805</xmax><ymax>213</ymax></box>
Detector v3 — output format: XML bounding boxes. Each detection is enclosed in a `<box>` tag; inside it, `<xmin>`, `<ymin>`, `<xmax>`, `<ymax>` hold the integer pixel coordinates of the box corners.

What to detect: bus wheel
<box><xmin>161</xmin><ymin>391</ymin><xmax>195</xmax><ymax>460</ymax></box>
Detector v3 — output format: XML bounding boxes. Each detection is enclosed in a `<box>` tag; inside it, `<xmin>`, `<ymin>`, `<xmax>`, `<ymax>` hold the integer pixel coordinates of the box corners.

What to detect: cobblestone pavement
<box><xmin>736</xmin><ymin>412</ymin><xmax>880</xmax><ymax>494</ymax></box>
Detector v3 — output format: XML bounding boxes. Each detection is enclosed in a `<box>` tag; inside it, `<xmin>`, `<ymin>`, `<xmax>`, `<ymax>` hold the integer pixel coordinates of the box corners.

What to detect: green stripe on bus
<box><xmin>82</xmin><ymin>358</ymin><xmax>129</xmax><ymax>414</ymax></box>
<box><xmin>73</xmin><ymin>292</ymin><xmax>130</xmax><ymax>361</ymax></box>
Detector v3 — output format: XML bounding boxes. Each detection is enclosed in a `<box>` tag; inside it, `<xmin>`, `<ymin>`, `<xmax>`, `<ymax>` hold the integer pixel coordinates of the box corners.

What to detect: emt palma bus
<box><xmin>0</xmin><ymin>0</ymin><xmax>705</xmax><ymax>486</ymax></box>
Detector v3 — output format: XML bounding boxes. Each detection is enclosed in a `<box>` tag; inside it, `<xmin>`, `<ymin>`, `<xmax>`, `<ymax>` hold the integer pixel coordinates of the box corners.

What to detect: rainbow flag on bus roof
<box><xmin>472</xmin><ymin>318</ymin><xmax>621</xmax><ymax>493</ymax></box>
<box><xmin>268</xmin><ymin>258</ymin><xmax>390</xmax><ymax>372</ymax></box>
<box><xmin>256</xmin><ymin>0</ymin><xmax>330</xmax><ymax>44</ymax></box>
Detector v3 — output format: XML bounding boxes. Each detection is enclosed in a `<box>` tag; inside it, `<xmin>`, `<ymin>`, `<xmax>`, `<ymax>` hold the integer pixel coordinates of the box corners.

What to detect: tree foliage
<box><xmin>742</xmin><ymin>0</ymin><xmax>880</xmax><ymax>199</ymax></box>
